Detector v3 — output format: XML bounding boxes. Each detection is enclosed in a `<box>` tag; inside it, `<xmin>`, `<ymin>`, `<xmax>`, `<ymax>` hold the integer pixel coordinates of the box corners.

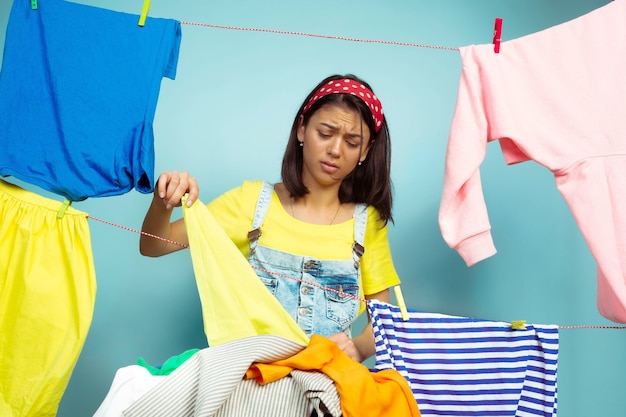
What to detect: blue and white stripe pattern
<box><xmin>367</xmin><ymin>301</ymin><xmax>559</xmax><ymax>417</ymax></box>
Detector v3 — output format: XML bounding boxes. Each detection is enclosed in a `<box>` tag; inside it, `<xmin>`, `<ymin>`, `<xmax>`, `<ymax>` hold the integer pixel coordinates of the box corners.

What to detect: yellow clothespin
<box><xmin>57</xmin><ymin>198</ymin><xmax>72</xmax><ymax>219</ymax></box>
<box><xmin>138</xmin><ymin>0</ymin><xmax>151</xmax><ymax>27</ymax></box>
<box><xmin>393</xmin><ymin>285</ymin><xmax>409</xmax><ymax>321</ymax></box>
<box><xmin>31</xmin><ymin>0</ymin><xmax>38</xmax><ymax>10</ymax></box>
<box><xmin>511</xmin><ymin>320</ymin><xmax>527</xmax><ymax>330</ymax></box>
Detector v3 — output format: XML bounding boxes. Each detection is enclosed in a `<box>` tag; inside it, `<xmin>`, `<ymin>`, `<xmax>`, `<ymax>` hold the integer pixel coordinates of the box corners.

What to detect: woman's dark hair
<box><xmin>281</xmin><ymin>74</ymin><xmax>393</xmax><ymax>224</ymax></box>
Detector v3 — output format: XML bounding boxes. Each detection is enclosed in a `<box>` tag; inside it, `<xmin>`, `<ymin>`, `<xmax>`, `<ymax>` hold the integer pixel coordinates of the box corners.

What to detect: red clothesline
<box><xmin>87</xmin><ymin>214</ymin><xmax>626</xmax><ymax>330</ymax></box>
<box><xmin>178</xmin><ymin>20</ymin><xmax>460</xmax><ymax>51</ymax></box>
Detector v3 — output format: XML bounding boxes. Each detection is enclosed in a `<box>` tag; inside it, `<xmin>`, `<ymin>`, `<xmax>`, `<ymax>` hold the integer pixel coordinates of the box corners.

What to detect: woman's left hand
<box><xmin>327</xmin><ymin>331</ymin><xmax>363</xmax><ymax>363</ymax></box>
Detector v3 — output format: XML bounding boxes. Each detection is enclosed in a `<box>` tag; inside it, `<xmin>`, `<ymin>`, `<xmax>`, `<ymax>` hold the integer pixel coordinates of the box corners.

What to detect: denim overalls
<box><xmin>247</xmin><ymin>181</ymin><xmax>367</xmax><ymax>338</ymax></box>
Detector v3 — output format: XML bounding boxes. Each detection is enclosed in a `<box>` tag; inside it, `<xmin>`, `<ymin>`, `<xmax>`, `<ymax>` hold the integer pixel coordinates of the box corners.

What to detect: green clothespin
<box><xmin>57</xmin><ymin>198</ymin><xmax>72</xmax><ymax>219</ymax></box>
<box><xmin>138</xmin><ymin>0</ymin><xmax>151</xmax><ymax>27</ymax></box>
<box><xmin>31</xmin><ymin>0</ymin><xmax>38</xmax><ymax>10</ymax></box>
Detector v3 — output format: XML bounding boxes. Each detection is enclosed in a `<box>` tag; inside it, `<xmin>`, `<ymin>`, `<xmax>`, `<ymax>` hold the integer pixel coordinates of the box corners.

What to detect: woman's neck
<box><xmin>276</xmin><ymin>182</ymin><xmax>350</xmax><ymax>225</ymax></box>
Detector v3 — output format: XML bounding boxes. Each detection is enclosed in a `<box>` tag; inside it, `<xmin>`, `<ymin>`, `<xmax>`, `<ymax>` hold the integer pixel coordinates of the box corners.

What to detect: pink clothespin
<box><xmin>493</xmin><ymin>17</ymin><xmax>503</xmax><ymax>53</ymax></box>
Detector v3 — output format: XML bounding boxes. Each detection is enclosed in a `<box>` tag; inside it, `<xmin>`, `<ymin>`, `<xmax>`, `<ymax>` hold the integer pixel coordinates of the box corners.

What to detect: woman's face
<box><xmin>297</xmin><ymin>103</ymin><xmax>372</xmax><ymax>188</ymax></box>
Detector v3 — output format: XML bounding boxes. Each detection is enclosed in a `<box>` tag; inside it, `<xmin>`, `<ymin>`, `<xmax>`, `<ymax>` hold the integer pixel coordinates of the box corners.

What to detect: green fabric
<box><xmin>137</xmin><ymin>348</ymin><xmax>200</xmax><ymax>376</ymax></box>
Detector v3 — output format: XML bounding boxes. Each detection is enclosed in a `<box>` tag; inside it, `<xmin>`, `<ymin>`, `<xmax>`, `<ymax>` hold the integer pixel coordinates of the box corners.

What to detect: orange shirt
<box><xmin>245</xmin><ymin>335</ymin><xmax>421</xmax><ymax>417</ymax></box>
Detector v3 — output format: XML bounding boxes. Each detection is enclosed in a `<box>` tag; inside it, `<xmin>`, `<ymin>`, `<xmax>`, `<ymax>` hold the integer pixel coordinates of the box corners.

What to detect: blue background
<box><xmin>1</xmin><ymin>1</ymin><xmax>624</xmax><ymax>416</ymax></box>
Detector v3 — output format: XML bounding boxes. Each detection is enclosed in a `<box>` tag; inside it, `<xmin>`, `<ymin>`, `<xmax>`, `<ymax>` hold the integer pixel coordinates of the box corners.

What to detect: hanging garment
<box><xmin>368</xmin><ymin>301</ymin><xmax>559</xmax><ymax>417</ymax></box>
<box><xmin>246</xmin><ymin>334</ymin><xmax>421</xmax><ymax>417</ymax></box>
<box><xmin>247</xmin><ymin>181</ymin><xmax>369</xmax><ymax>337</ymax></box>
<box><xmin>121</xmin><ymin>335</ymin><xmax>339</xmax><ymax>417</ymax></box>
<box><xmin>181</xmin><ymin>195</ymin><xmax>309</xmax><ymax>346</ymax></box>
<box><xmin>0</xmin><ymin>179</ymin><xmax>97</xmax><ymax>417</ymax></box>
<box><xmin>438</xmin><ymin>0</ymin><xmax>626</xmax><ymax>323</ymax></box>
<box><xmin>0</xmin><ymin>0</ymin><xmax>181</xmax><ymax>201</ymax></box>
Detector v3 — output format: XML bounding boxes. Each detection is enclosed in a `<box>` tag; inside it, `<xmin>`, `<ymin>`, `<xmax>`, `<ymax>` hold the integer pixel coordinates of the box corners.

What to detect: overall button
<box><xmin>301</xmin><ymin>286</ymin><xmax>311</xmax><ymax>295</ymax></box>
<box><xmin>298</xmin><ymin>307</ymin><xmax>309</xmax><ymax>316</ymax></box>
<box><xmin>303</xmin><ymin>260</ymin><xmax>319</xmax><ymax>269</ymax></box>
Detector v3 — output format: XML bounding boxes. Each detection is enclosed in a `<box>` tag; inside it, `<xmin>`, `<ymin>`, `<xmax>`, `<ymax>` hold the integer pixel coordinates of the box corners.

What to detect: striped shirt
<box><xmin>368</xmin><ymin>301</ymin><xmax>559</xmax><ymax>417</ymax></box>
<box><xmin>122</xmin><ymin>335</ymin><xmax>340</xmax><ymax>417</ymax></box>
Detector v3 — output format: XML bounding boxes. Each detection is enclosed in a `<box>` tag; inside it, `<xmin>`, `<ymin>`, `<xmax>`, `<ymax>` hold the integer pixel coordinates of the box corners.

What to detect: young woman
<box><xmin>140</xmin><ymin>74</ymin><xmax>401</xmax><ymax>362</ymax></box>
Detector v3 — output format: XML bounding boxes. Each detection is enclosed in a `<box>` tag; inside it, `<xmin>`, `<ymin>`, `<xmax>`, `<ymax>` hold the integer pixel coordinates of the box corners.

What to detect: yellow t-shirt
<box><xmin>207</xmin><ymin>180</ymin><xmax>400</xmax><ymax>297</ymax></box>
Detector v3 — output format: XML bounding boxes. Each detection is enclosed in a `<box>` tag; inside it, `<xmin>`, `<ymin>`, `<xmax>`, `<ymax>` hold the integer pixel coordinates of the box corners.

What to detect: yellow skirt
<box><xmin>0</xmin><ymin>179</ymin><xmax>96</xmax><ymax>417</ymax></box>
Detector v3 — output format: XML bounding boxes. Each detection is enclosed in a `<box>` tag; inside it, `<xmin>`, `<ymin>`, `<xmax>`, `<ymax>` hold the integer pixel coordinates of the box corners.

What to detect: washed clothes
<box><xmin>0</xmin><ymin>179</ymin><xmax>96</xmax><ymax>417</ymax></box>
<box><xmin>181</xmin><ymin>194</ymin><xmax>308</xmax><ymax>346</ymax></box>
<box><xmin>121</xmin><ymin>335</ymin><xmax>337</xmax><ymax>417</ymax></box>
<box><xmin>438</xmin><ymin>0</ymin><xmax>626</xmax><ymax>322</ymax></box>
<box><xmin>369</xmin><ymin>301</ymin><xmax>559</xmax><ymax>417</ymax></box>
<box><xmin>0</xmin><ymin>0</ymin><xmax>181</xmax><ymax>201</ymax></box>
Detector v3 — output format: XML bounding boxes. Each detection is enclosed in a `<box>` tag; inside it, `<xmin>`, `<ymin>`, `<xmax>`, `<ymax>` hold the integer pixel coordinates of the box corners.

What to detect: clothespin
<box><xmin>393</xmin><ymin>286</ymin><xmax>409</xmax><ymax>321</ymax></box>
<box><xmin>31</xmin><ymin>0</ymin><xmax>38</xmax><ymax>10</ymax></box>
<box><xmin>511</xmin><ymin>320</ymin><xmax>527</xmax><ymax>330</ymax></box>
<box><xmin>493</xmin><ymin>17</ymin><xmax>503</xmax><ymax>53</ymax></box>
<box><xmin>57</xmin><ymin>198</ymin><xmax>72</xmax><ymax>219</ymax></box>
<box><xmin>138</xmin><ymin>0</ymin><xmax>151</xmax><ymax>27</ymax></box>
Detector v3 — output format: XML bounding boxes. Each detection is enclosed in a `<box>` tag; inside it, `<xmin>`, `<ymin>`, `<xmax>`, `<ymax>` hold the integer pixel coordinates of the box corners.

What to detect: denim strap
<box><xmin>247</xmin><ymin>181</ymin><xmax>274</xmax><ymax>254</ymax></box>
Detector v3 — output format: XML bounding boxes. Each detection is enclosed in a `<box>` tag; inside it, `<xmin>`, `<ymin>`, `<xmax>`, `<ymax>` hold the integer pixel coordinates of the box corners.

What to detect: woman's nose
<box><xmin>327</xmin><ymin>137</ymin><xmax>341</xmax><ymax>156</ymax></box>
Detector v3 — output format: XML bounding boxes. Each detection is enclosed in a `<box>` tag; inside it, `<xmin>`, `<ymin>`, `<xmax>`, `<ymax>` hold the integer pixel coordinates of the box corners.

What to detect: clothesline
<box><xmin>87</xmin><ymin>214</ymin><xmax>626</xmax><ymax>330</ymax></box>
<box><xmin>178</xmin><ymin>20</ymin><xmax>460</xmax><ymax>51</ymax></box>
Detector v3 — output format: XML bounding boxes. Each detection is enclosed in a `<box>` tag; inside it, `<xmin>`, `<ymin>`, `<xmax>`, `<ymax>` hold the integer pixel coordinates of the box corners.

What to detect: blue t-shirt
<box><xmin>0</xmin><ymin>0</ymin><xmax>182</xmax><ymax>201</ymax></box>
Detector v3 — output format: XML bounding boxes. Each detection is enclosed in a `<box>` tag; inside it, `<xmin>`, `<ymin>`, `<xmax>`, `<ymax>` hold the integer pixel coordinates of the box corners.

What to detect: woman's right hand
<box><xmin>155</xmin><ymin>170</ymin><xmax>199</xmax><ymax>210</ymax></box>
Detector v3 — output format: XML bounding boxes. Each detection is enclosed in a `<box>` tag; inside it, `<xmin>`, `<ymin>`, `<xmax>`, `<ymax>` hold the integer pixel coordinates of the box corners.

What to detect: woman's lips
<box><xmin>321</xmin><ymin>161</ymin><xmax>339</xmax><ymax>173</ymax></box>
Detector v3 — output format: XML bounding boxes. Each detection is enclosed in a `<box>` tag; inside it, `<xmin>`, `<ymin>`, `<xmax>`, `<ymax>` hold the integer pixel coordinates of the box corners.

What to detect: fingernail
<box><xmin>165</xmin><ymin>204</ymin><xmax>172</xmax><ymax>210</ymax></box>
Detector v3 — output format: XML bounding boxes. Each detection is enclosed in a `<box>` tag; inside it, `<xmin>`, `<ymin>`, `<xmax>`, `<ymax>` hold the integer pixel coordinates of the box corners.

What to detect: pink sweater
<box><xmin>439</xmin><ymin>0</ymin><xmax>626</xmax><ymax>322</ymax></box>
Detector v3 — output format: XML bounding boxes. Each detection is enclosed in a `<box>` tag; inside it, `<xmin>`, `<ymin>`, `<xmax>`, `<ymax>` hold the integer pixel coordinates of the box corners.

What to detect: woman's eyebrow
<box><xmin>319</xmin><ymin>122</ymin><xmax>338</xmax><ymax>130</ymax></box>
<box><xmin>319</xmin><ymin>122</ymin><xmax>362</xmax><ymax>138</ymax></box>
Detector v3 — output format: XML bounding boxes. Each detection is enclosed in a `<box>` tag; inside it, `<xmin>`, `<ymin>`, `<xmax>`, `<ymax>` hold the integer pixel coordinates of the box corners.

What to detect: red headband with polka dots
<box><xmin>302</xmin><ymin>79</ymin><xmax>384</xmax><ymax>133</ymax></box>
